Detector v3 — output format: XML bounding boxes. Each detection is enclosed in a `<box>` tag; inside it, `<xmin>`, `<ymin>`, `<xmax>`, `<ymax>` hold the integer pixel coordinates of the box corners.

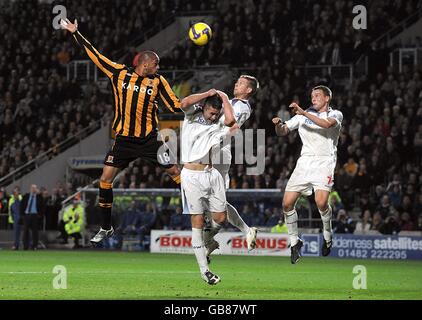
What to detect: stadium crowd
<box><xmin>1</xmin><ymin>0</ymin><xmax>422</xmax><ymax>240</ymax></box>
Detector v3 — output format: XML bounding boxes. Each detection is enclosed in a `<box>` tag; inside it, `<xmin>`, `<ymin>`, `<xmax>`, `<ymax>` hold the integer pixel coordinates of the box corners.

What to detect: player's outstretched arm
<box><xmin>272</xmin><ymin>117</ymin><xmax>289</xmax><ymax>136</ymax></box>
<box><xmin>289</xmin><ymin>103</ymin><xmax>337</xmax><ymax>128</ymax></box>
<box><xmin>217</xmin><ymin>90</ymin><xmax>236</xmax><ymax>127</ymax></box>
<box><xmin>60</xmin><ymin>18</ymin><xmax>124</xmax><ymax>78</ymax></box>
<box><xmin>180</xmin><ymin>89</ymin><xmax>217</xmax><ymax>111</ymax></box>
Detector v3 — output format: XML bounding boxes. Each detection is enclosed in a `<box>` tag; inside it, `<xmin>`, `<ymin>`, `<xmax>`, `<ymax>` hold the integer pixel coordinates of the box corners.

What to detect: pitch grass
<box><xmin>0</xmin><ymin>250</ymin><xmax>421</xmax><ymax>300</ymax></box>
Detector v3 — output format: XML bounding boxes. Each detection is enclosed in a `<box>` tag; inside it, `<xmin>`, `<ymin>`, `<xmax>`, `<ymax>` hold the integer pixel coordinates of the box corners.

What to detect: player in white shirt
<box><xmin>180</xmin><ymin>88</ymin><xmax>237</xmax><ymax>285</ymax></box>
<box><xmin>204</xmin><ymin>75</ymin><xmax>260</xmax><ymax>260</ymax></box>
<box><xmin>272</xmin><ymin>85</ymin><xmax>343</xmax><ymax>264</ymax></box>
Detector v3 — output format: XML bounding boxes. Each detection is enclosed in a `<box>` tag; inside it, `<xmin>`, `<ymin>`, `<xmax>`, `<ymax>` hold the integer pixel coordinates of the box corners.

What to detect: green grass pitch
<box><xmin>0</xmin><ymin>250</ymin><xmax>421</xmax><ymax>300</ymax></box>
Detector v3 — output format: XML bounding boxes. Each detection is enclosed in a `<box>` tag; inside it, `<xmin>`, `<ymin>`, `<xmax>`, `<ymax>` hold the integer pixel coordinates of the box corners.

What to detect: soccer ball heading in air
<box><xmin>189</xmin><ymin>22</ymin><xmax>212</xmax><ymax>46</ymax></box>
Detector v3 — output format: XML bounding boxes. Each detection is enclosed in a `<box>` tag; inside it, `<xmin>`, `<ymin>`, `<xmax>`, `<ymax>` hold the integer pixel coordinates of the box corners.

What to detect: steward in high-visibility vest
<box><xmin>63</xmin><ymin>202</ymin><xmax>84</xmax><ymax>235</ymax></box>
<box><xmin>62</xmin><ymin>201</ymin><xmax>85</xmax><ymax>249</ymax></box>
<box><xmin>271</xmin><ymin>220</ymin><xmax>288</xmax><ymax>233</ymax></box>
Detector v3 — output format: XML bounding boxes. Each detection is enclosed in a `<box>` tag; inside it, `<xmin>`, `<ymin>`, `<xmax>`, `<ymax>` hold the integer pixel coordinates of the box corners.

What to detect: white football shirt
<box><xmin>180</xmin><ymin>104</ymin><xmax>226</xmax><ymax>163</ymax></box>
<box><xmin>213</xmin><ymin>98</ymin><xmax>252</xmax><ymax>163</ymax></box>
<box><xmin>285</xmin><ymin>107</ymin><xmax>343</xmax><ymax>158</ymax></box>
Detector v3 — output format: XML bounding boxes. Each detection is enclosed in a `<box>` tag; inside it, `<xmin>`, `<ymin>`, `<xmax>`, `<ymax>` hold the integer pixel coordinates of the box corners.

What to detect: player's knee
<box><xmin>213</xmin><ymin>213</ymin><xmax>226</xmax><ymax>224</ymax></box>
<box><xmin>191</xmin><ymin>214</ymin><xmax>204</xmax><ymax>228</ymax></box>
<box><xmin>282</xmin><ymin>203</ymin><xmax>295</xmax><ymax>213</ymax></box>
<box><xmin>100</xmin><ymin>173</ymin><xmax>114</xmax><ymax>184</ymax></box>
<box><xmin>316</xmin><ymin>200</ymin><xmax>329</xmax><ymax>212</ymax></box>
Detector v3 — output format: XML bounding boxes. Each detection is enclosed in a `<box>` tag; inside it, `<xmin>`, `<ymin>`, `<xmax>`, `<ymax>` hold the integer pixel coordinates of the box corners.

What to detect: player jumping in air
<box><xmin>60</xmin><ymin>19</ymin><xmax>183</xmax><ymax>244</ymax></box>
<box><xmin>272</xmin><ymin>85</ymin><xmax>343</xmax><ymax>264</ymax></box>
<box><xmin>180</xmin><ymin>89</ymin><xmax>237</xmax><ymax>285</ymax></box>
<box><xmin>204</xmin><ymin>75</ymin><xmax>260</xmax><ymax>262</ymax></box>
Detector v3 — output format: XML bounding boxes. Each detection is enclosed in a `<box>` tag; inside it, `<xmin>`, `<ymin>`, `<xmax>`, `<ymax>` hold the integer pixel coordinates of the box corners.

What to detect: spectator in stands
<box><xmin>8</xmin><ymin>186</ymin><xmax>22</xmax><ymax>250</ymax></box>
<box><xmin>413</xmin><ymin>194</ymin><xmax>422</xmax><ymax>217</ymax></box>
<box><xmin>387</xmin><ymin>182</ymin><xmax>402</xmax><ymax>209</ymax></box>
<box><xmin>0</xmin><ymin>188</ymin><xmax>8</xmax><ymax>225</ymax></box>
<box><xmin>379</xmin><ymin>212</ymin><xmax>401</xmax><ymax>235</ymax></box>
<box><xmin>20</xmin><ymin>184</ymin><xmax>44</xmax><ymax>250</ymax></box>
<box><xmin>371</xmin><ymin>211</ymin><xmax>384</xmax><ymax>232</ymax></box>
<box><xmin>416</xmin><ymin>214</ymin><xmax>422</xmax><ymax>231</ymax></box>
<box><xmin>354</xmin><ymin>209</ymin><xmax>372</xmax><ymax>234</ymax></box>
<box><xmin>328</xmin><ymin>189</ymin><xmax>344</xmax><ymax>216</ymax></box>
<box><xmin>119</xmin><ymin>201</ymin><xmax>142</xmax><ymax>236</ymax></box>
<box><xmin>169</xmin><ymin>207</ymin><xmax>184</xmax><ymax>230</ymax></box>
<box><xmin>271</xmin><ymin>218</ymin><xmax>288</xmax><ymax>233</ymax></box>
<box><xmin>333</xmin><ymin>209</ymin><xmax>354</xmax><ymax>234</ymax></box>
<box><xmin>266</xmin><ymin>208</ymin><xmax>281</xmax><ymax>228</ymax></box>
<box><xmin>377</xmin><ymin>195</ymin><xmax>393</xmax><ymax>219</ymax></box>
<box><xmin>62</xmin><ymin>199</ymin><xmax>85</xmax><ymax>249</ymax></box>
<box><xmin>137</xmin><ymin>203</ymin><xmax>157</xmax><ymax>244</ymax></box>
<box><xmin>400</xmin><ymin>212</ymin><xmax>415</xmax><ymax>231</ymax></box>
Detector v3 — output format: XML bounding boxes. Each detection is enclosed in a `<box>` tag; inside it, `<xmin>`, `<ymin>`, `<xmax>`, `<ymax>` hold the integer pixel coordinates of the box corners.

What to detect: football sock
<box><xmin>284</xmin><ymin>209</ymin><xmax>299</xmax><ymax>247</ymax></box>
<box><xmin>170</xmin><ymin>174</ymin><xmax>181</xmax><ymax>185</ymax></box>
<box><xmin>99</xmin><ymin>180</ymin><xmax>113</xmax><ymax>230</ymax></box>
<box><xmin>319</xmin><ymin>205</ymin><xmax>333</xmax><ymax>243</ymax></box>
<box><xmin>192</xmin><ymin>228</ymin><xmax>208</xmax><ymax>274</ymax></box>
<box><xmin>226</xmin><ymin>202</ymin><xmax>250</xmax><ymax>235</ymax></box>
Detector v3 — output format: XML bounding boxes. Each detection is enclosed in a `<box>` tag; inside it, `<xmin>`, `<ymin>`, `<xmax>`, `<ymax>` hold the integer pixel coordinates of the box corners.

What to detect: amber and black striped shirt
<box><xmin>72</xmin><ymin>31</ymin><xmax>182</xmax><ymax>138</ymax></box>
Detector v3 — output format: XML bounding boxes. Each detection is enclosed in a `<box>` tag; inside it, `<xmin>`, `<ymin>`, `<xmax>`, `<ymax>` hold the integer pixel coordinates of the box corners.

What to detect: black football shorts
<box><xmin>104</xmin><ymin>133</ymin><xmax>173</xmax><ymax>169</ymax></box>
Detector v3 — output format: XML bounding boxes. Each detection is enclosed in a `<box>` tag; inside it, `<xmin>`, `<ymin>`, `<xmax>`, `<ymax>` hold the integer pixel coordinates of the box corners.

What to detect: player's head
<box><xmin>311</xmin><ymin>85</ymin><xmax>332</xmax><ymax>110</ymax></box>
<box><xmin>234</xmin><ymin>75</ymin><xmax>259</xmax><ymax>99</ymax></box>
<box><xmin>134</xmin><ymin>51</ymin><xmax>160</xmax><ymax>75</ymax></box>
<box><xmin>203</xmin><ymin>95</ymin><xmax>223</xmax><ymax>123</ymax></box>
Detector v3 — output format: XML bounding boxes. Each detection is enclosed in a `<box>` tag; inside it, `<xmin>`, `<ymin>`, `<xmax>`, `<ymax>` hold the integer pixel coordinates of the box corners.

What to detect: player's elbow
<box><xmin>224</xmin><ymin>119</ymin><xmax>236</xmax><ymax>127</ymax></box>
<box><xmin>180</xmin><ymin>98</ymin><xmax>191</xmax><ymax>111</ymax></box>
<box><xmin>324</xmin><ymin>121</ymin><xmax>337</xmax><ymax>129</ymax></box>
<box><xmin>228</xmin><ymin>123</ymin><xmax>240</xmax><ymax>134</ymax></box>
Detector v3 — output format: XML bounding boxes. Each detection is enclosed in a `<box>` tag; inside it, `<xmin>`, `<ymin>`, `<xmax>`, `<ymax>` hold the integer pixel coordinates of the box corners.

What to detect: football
<box><xmin>188</xmin><ymin>22</ymin><xmax>212</xmax><ymax>46</ymax></box>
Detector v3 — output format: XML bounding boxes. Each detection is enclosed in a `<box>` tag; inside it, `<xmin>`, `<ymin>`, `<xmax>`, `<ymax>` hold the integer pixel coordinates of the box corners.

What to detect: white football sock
<box><xmin>284</xmin><ymin>209</ymin><xmax>299</xmax><ymax>247</ymax></box>
<box><xmin>319</xmin><ymin>205</ymin><xmax>333</xmax><ymax>242</ymax></box>
<box><xmin>226</xmin><ymin>202</ymin><xmax>249</xmax><ymax>235</ymax></box>
<box><xmin>191</xmin><ymin>228</ymin><xmax>208</xmax><ymax>274</ymax></box>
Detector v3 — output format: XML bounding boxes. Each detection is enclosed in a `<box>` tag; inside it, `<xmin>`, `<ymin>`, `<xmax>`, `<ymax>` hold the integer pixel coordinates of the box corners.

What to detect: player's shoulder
<box><xmin>230</xmin><ymin>98</ymin><xmax>251</xmax><ymax>111</ymax></box>
<box><xmin>153</xmin><ymin>73</ymin><xmax>166</xmax><ymax>82</ymax></box>
<box><xmin>327</xmin><ymin>107</ymin><xmax>343</xmax><ymax>117</ymax></box>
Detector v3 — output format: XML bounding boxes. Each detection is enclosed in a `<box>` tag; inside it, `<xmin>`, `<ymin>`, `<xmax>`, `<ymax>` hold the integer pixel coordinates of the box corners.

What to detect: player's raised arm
<box><xmin>289</xmin><ymin>102</ymin><xmax>338</xmax><ymax>129</ymax></box>
<box><xmin>217</xmin><ymin>90</ymin><xmax>236</xmax><ymax>127</ymax></box>
<box><xmin>157</xmin><ymin>75</ymin><xmax>182</xmax><ymax>112</ymax></box>
<box><xmin>60</xmin><ymin>18</ymin><xmax>125</xmax><ymax>78</ymax></box>
<box><xmin>272</xmin><ymin>117</ymin><xmax>289</xmax><ymax>136</ymax></box>
<box><xmin>180</xmin><ymin>89</ymin><xmax>217</xmax><ymax>111</ymax></box>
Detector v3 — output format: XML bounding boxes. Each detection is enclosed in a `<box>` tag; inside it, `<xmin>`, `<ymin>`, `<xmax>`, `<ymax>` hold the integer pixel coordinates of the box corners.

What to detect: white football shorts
<box><xmin>213</xmin><ymin>163</ymin><xmax>230</xmax><ymax>190</ymax></box>
<box><xmin>181</xmin><ymin>166</ymin><xmax>227</xmax><ymax>215</ymax></box>
<box><xmin>285</xmin><ymin>155</ymin><xmax>336</xmax><ymax>196</ymax></box>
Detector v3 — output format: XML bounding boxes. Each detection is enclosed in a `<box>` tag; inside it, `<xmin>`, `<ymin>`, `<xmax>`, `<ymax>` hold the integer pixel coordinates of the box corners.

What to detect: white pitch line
<box><xmin>0</xmin><ymin>271</ymin><xmax>198</xmax><ymax>275</ymax></box>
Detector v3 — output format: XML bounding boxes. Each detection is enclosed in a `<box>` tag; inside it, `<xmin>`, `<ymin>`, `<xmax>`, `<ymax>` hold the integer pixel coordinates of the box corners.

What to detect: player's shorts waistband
<box><xmin>299</xmin><ymin>154</ymin><xmax>335</xmax><ymax>158</ymax></box>
<box><xmin>182</xmin><ymin>166</ymin><xmax>214</xmax><ymax>173</ymax></box>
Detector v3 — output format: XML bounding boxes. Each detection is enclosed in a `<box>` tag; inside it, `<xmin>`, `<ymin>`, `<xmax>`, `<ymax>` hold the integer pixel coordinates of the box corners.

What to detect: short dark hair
<box><xmin>204</xmin><ymin>95</ymin><xmax>223</xmax><ymax>110</ymax></box>
<box><xmin>312</xmin><ymin>85</ymin><xmax>333</xmax><ymax>100</ymax></box>
<box><xmin>240</xmin><ymin>75</ymin><xmax>259</xmax><ymax>96</ymax></box>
